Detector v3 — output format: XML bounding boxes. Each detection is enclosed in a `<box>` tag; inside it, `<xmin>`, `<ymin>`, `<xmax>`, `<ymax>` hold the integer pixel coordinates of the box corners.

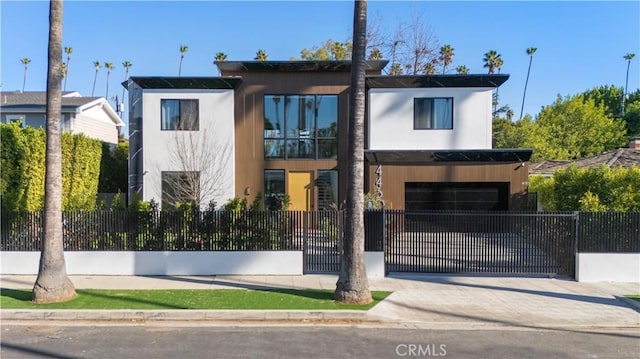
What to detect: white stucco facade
<box><xmin>141</xmin><ymin>89</ymin><xmax>235</xmax><ymax>208</ymax></box>
<box><xmin>368</xmin><ymin>87</ymin><xmax>494</xmax><ymax>150</ymax></box>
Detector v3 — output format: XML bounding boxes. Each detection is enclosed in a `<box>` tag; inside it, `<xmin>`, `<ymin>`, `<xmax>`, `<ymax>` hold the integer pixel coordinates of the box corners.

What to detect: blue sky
<box><xmin>1</xmin><ymin>1</ymin><xmax>639</xmax><ymax>130</ymax></box>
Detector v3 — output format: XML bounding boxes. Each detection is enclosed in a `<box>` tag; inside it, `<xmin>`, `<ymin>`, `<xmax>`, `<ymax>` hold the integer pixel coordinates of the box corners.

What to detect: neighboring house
<box><xmin>0</xmin><ymin>91</ymin><xmax>124</xmax><ymax>144</ymax></box>
<box><xmin>529</xmin><ymin>137</ymin><xmax>640</xmax><ymax>177</ymax></box>
<box><xmin>126</xmin><ymin>61</ymin><xmax>532</xmax><ymax>211</ymax></box>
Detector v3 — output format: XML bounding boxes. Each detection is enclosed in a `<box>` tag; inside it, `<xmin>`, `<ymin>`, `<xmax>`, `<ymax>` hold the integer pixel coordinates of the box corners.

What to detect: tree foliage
<box><xmin>98</xmin><ymin>139</ymin><xmax>128</xmax><ymax>194</ymax></box>
<box><xmin>495</xmin><ymin>94</ymin><xmax>627</xmax><ymax>161</ymax></box>
<box><xmin>530</xmin><ymin>165</ymin><xmax>640</xmax><ymax>212</ymax></box>
<box><xmin>1</xmin><ymin>122</ymin><xmax>103</xmax><ymax>212</ymax></box>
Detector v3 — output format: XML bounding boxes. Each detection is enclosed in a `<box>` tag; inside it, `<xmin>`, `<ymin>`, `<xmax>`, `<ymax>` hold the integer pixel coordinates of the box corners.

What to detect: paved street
<box><xmin>2</xmin><ymin>325</ymin><xmax>639</xmax><ymax>359</ymax></box>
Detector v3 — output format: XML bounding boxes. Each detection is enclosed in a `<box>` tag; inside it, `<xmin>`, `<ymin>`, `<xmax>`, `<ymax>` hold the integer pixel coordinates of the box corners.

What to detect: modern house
<box><xmin>0</xmin><ymin>91</ymin><xmax>124</xmax><ymax>144</ymax></box>
<box><xmin>126</xmin><ymin>61</ymin><xmax>532</xmax><ymax>210</ymax></box>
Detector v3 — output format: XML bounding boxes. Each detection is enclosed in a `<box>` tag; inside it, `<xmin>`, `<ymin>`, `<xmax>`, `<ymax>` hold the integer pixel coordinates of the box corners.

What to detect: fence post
<box><xmin>382</xmin><ymin>207</ymin><xmax>387</xmax><ymax>276</ymax></box>
<box><xmin>573</xmin><ymin>211</ymin><xmax>580</xmax><ymax>277</ymax></box>
<box><xmin>302</xmin><ymin>211</ymin><xmax>309</xmax><ymax>274</ymax></box>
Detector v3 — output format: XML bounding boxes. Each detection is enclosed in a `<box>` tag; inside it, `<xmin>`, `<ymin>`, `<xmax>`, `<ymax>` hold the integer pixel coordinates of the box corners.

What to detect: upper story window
<box><xmin>264</xmin><ymin>95</ymin><xmax>338</xmax><ymax>160</ymax></box>
<box><xmin>414</xmin><ymin>98</ymin><xmax>453</xmax><ymax>130</ymax></box>
<box><xmin>161</xmin><ymin>99</ymin><xmax>199</xmax><ymax>131</ymax></box>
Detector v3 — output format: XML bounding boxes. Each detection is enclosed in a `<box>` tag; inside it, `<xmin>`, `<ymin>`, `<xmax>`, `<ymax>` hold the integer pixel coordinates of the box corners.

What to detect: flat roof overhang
<box><xmin>364</xmin><ymin>149</ymin><xmax>533</xmax><ymax>165</ymax></box>
<box><xmin>366</xmin><ymin>74</ymin><xmax>509</xmax><ymax>88</ymax></box>
<box><xmin>124</xmin><ymin>77</ymin><xmax>242</xmax><ymax>90</ymax></box>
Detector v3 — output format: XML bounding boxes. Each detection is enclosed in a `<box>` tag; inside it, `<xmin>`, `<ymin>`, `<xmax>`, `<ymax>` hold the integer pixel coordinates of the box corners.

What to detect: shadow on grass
<box><xmin>0</xmin><ymin>288</ymin><xmax>185</xmax><ymax>309</ymax></box>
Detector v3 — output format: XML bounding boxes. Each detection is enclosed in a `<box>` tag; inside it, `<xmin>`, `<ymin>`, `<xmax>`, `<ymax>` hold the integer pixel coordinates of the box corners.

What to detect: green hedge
<box><xmin>1</xmin><ymin>122</ymin><xmax>103</xmax><ymax>211</ymax></box>
<box><xmin>530</xmin><ymin>165</ymin><xmax>640</xmax><ymax>212</ymax></box>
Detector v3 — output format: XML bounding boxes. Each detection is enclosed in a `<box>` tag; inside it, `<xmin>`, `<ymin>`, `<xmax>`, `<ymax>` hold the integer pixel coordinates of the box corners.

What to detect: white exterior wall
<box><xmin>368</xmin><ymin>88</ymin><xmax>493</xmax><ymax>150</ymax></box>
<box><xmin>142</xmin><ymin>90</ymin><xmax>235</xmax><ymax>208</ymax></box>
<box><xmin>576</xmin><ymin>253</ymin><xmax>640</xmax><ymax>282</ymax></box>
<box><xmin>72</xmin><ymin>104</ymin><xmax>120</xmax><ymax>144</ymax></box>
<box><xmin>1</xmin><ymin>251</ymin><xmax>302</xmax><ymax>275</ymax></box>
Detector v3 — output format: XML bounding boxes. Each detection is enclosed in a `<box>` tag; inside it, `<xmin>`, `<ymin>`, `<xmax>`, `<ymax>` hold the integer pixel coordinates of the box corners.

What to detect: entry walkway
<box><xmin>1</xmin><ymin>274</ymin><xmax>638</xmax><ymax>329</ymax></box>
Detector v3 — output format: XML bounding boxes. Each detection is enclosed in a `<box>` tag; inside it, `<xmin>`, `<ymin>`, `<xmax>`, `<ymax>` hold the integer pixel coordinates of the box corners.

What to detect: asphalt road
<box><xmin>2</xmin><ymin>324</ymin><xmax>639</xmax><ymax>359</ymax></box>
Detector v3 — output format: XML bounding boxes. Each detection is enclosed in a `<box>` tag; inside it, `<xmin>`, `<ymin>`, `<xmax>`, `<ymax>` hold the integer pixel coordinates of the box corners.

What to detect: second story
<box><xmin>0</xmin><ymin>91</ymin><xmax>124</xmax><ymax>144</ymax></box>
<box><xmin>366</xmin><ymin>74</ymin><xmax>509</xmax><ymax>151</ymax></box>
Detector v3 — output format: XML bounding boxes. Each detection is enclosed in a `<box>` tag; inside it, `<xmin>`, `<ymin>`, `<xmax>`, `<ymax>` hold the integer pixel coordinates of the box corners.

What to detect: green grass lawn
<box><xmin>0</xmin><ymin>289</ymin><xmax>391</xmax><ymax>310</ymax></box>
<box><xmin>625</xmin><ymin>295</ymin><xmax>640</xmax><ymax>302</ymax></box>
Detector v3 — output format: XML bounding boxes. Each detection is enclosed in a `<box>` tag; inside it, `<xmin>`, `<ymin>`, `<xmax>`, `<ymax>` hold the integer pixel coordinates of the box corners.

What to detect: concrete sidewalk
<box><xmin>1</xmin><ymin>274</ymin><xmax>639</xmax><ymax>329</ymax></box>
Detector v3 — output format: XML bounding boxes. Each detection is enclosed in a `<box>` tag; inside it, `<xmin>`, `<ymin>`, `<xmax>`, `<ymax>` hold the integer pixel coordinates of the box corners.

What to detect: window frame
<box><xmin>263</xmin><ymin>94</ymin><xmax>338</xmax><ymax>160</ymax></box>
<box><xmin>5</xmin><ymin>114</ymin><xmax>26</xmax><ymax>128</ymax></box>
<box><xmin>413</xmin><ymin>97</ymin><xmax>454</xmax><ymax>130</ymax></box>
<box><xmin>160</xmin><ymin>99</ymin><xmax>200</xmax><ymax>131</ymax></box>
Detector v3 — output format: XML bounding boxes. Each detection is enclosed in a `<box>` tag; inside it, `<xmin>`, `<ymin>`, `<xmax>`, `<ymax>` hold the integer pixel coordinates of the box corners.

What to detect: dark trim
<box><xmin>364</xmin><ymin>149</ymin><xmax>533</xmax><ymax>164</ymax></box>
<box><xmin>125</xmin><ymin>77</ymin><xmax>242</xmax><ymax>90</ymax></box>
<box><xmin>366</xmin><ymin>74</ymin><xmax>509</xmax><ymax>88</ymax></box>
<box><xmin>215</xmin><ymin>60</ymin><xmax>389</xmax><ymax>73</ymax></box>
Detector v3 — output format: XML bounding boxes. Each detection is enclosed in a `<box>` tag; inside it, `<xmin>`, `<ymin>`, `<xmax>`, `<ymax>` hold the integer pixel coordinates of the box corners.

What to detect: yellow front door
<box><xmin>287</xmin><ymin>171</ymin><xmax>312</xmax><ymax>211</ymax></box>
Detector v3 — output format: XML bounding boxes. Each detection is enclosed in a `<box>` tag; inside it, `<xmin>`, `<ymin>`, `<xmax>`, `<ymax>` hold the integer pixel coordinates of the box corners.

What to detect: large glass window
<box><xmin>161</xmin><ymin>99</ymin><xmax>199</xmax><ymax>130</ymax></box>
<box><xmin>317</xmin><ymin>170</ymin><xmax>339</xmax><ymax>210</ymax></box>
<box><xmin>161</xmin><ymin>171</ymin><xmax>200</xmax><ymax>209</ymax></box>
<box><xmin>264</xmin><ymin>95</ymin><xmax>338</xmax><ymax>159</ymax></box>
<box><xmin>414</xmin><ymin>98</ymin><xmax>453</xmax><ymax>129</ymax></box>
<box><xmin>264</xmin><ymin>170</ymin><xmax>285</xmax><ymax>210</ymax></box>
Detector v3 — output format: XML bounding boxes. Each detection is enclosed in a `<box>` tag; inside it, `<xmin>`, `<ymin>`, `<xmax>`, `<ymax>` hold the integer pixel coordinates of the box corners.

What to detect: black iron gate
<box><xmin>384</xmin><ymin>211</ymin><xmax>577</xmax><ymax>276</ymax></box>
<box><xmin>303</xmin><ymin>211</ymin><xmax>342</xmax><ymax>273</ymax></box>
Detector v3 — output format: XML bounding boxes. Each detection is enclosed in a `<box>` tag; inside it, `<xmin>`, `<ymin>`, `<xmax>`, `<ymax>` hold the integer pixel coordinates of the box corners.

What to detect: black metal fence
<box><xmin>578</xmin><ymin>212</ymin><xmax>640</xmax><ymax>253</ymax></box>
<box><xmin>1</xmin><ymin>211</ymin><xmax>304</xmax><ymax>252</ymax></box>
<box><xmin>384</xmin><ymin>211</ymin><xmax>577</xmax><ymax>275</ymax></box>
<box><xmin>2</xmin><ymin>210</ymin><xmax>638</xmax><ymax>277</ymax></box>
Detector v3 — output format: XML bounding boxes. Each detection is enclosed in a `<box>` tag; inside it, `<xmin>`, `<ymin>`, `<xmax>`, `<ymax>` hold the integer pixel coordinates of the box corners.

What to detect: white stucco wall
<box><xmin>365</xmin><ymin>252</ymin><xmax>385</xmax><ymax>278</ymax></box>
<box><xmin>141</xmin><ymin>90</ymin><xmax>235</xmax><ymax>208</ymax></box>
<box><xmin>1</xmin><ymin>252</ymin><xmax>302</xmax><ymax>275</ymax></box>
<box><xmin>368</xmin><ymin>88</ymin><xmax>493</xmax><ymax>150</ymax></box>
<box><xmin>575</xmin><ymin>253</ymin><xmax>640</xmax><ymax>282</ymax></box>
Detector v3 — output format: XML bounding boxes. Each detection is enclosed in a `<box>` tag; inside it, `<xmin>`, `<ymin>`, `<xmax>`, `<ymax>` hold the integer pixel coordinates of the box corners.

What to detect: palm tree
<box><xmin>334</xmin><ymin>0</ymin><xmax>371</xmax><ymax>305</ymax></box>
<box><xmin>63</xmin><ymin>46</ymin><xmax>72</xmax><ymax>91</ymax></box>
<box><xmin>622</xmin><ymin>53</ymin><xmax>635</xmax><ymax>116</ymax></box>
<box><xmin>455</xmin><ymin>65</ymin><xmax>469</xmax><ymax>75</ymax></box>
<box><xmin>368</xmin><ymin>47</ymin><xmax>383</xmax><ymax>60</ymax></box>
<box><xmin>424</xmin><ymin>62</ymin><xmax>436</xmax><ymax>75</ymax></box>
<box><xmin>215</xmin><ymin>52</ymin><xmax>228</xmax><ymax>61</ymax></box>
<box><xmin>104</xmin><ymin>62</ymin><xmax>114</xmax><ymax>99</ymax></box>
<box><xmin>20</xmin><ymin>58</ymin><xmax>31</xmax><ymax>92</ymax></box>
<box><xmin>121</xmin><ymin>60</ymin><xmax>132</xmax><ymax>115</ymax></box>
<box><xmin>178</xmin><ymin>44</ymin><xmax>188</xmax><ymax>76</ymax></box>
<box><xmin>32</xmin><ymin>0</ymin><xmax>76</xmax><ymax>304</ymax></box>
<box><xmin>61</xmin><ymin>62</ymin><xmax>67</xmax><ymax>80</ymax></box>
<box><xmin>91</xmin><ymin>61</ymin><xmax>101</xmax><ymax>96</ymax></box>
<box><xmin>439</xmin><ymin>44</ymin><xmax>454</xmax><ymax>74</ymax></box>
<box><xmin>389</xmin><ymin>63</ymin><xmax>403</xmax><ymax>75</ymax></box>
<box><xmin>254</xmin><ymin>49</ymin><xmax>268</xmax><ymax>61</ymax></box>
<box><xmin>483</xmin><ymin>50</ymin><xmax>501</xmax><ymax>74</ymax></box>
<box><xmin>520</xmin><ymin>47</ymin><xmax>537</xmax><ymax>119</ymax></box>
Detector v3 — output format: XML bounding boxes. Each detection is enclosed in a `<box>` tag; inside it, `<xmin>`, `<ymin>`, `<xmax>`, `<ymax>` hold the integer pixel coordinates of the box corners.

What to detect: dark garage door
<box><xmin>405</xmin><ymin>182</ymin><xmax>510</xmax><ymax>211</ymax></box>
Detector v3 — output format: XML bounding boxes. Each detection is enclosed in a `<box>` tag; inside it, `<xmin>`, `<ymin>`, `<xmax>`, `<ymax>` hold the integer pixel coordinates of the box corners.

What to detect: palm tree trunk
<box><xmin>32</xmin><ymin>0</ymin><xmax>76</xmax><ymax>304</ymax></box>
<box><xmin>22</xmin><ymin>66</ymin><xmax>27</xmax><ymax>92</ymax></box>
<box><xmin>622</xmin><ymin>60</ymin><xmax>631</xmax><ymax>116</ymax></box>
<box><xmin>520</xmin><ymin>55</ymin><xmax>533</xmax><ymax>119</ymax></box>
<box><xmin>106</xmin><ymin>72</ymin><xmax>110</xmax><ymax>99</ymax></box>
<box><xmin>179</xmin><ymin>55</ymin><xmax>184</xmax><ymax>77</ymax></box>
<box><xmin>92</xmin><ymin>70</ymin><xmax>98</xmax><ymax>96</ymax></box>
<box><xmin>334</xmin><ymin>0</ymin><xmax>371</xmax><ymax>305</ymax></box>
<box><xmin>63</xmin><ymin>57</ymin><xmax>70</xmax><ymax>91</ymax></box>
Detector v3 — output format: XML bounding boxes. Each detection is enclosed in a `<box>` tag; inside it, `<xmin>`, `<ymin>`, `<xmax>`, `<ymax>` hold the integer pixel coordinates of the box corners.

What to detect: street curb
<box><xmin>0</xmin><ymin>309</ymin><xmax>375</xmax><ymax>323</ymax></box>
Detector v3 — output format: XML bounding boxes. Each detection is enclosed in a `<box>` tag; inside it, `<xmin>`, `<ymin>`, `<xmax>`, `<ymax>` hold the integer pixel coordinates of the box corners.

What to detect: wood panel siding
<box><xmin>228</xmin><ymin>71</ymin><xmax>351</xmax><ymax>207</ymax></box>
<box><xmin>366</xmin><ymin>162</ymin><xmax>530</xmax><ymax>210</ymax></box>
